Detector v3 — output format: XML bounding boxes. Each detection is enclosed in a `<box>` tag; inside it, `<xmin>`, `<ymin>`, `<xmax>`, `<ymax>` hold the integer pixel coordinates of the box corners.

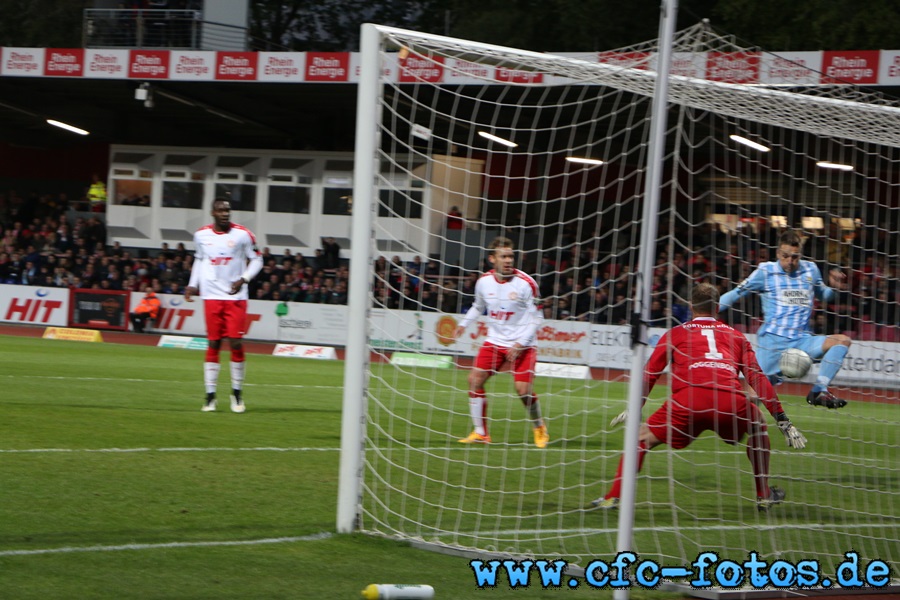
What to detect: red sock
<box><xmin>606</xmin><ymin>441</ymin><xmax>649</xmax><ymax>499</ymax></box>
<box><xmin>231</xmin><ymin>346</ymin><xmax>245</xmax><ymax>362</ymax></box>
<box><xmin>205</xmin><ymin>347</ymin><xmax>220</xmax><ymax>363</ymax></box>
<box><xmin>746</xmin><ymin>430</ymin><xmax>771</xmax><ymax>498</ymax></box>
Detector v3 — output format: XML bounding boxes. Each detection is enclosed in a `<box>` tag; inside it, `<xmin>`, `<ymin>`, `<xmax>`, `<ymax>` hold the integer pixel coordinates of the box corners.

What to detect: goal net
<box><xmin>340</xmin><ymin>21</ymin><xmax>900</xmax><ymax>585</ymax></box>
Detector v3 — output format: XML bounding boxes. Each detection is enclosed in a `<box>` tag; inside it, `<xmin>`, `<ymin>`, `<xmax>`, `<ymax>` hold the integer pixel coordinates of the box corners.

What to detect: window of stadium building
<box><xmin>378</xmin><ymin>188</ymin><xmax>423</xmax><ymax>219</ymax></box>
<box><xmin>323</xmin><ymin>186</ymin><xmax>353</xmax><ymax>215</ymax></box>
<box><xmin>214</xmin><ymin>182</ymin><xmax>257</xmax><ymax>212</ymax></box>
<box><xmin>162</xmin><ymin>180</ymin><xmax>203</xmax><ymax>209</ymax></box>
<box><xmin>214</xmin><ymin>157</ymin><xmax>259</xmax><ymax>212</ymax></box>
<box><xmin>322</xmin><ymin>162</ymin><xmax>354</xmax><ymax>215</ymax></box>
<box><xmin>111</xmin><ymin>168</ymin><xmax>153</xmax><ymax>206</ymax></box>
<box><xmin>267</xmin><ymin>185</ymin><xmax>310</xmax><ymax>214</ymax></box>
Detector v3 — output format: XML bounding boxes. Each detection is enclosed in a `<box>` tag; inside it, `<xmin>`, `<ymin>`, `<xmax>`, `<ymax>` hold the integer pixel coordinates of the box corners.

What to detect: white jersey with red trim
<box><xmin>188</xmin><ymin>223</ymin><xmax>263</xmax><ymax>300</ymax></box>
<box><xmin>458</xmin><ymin>269</ymin><xmax>542</xmax><ymax>347</ymax></box>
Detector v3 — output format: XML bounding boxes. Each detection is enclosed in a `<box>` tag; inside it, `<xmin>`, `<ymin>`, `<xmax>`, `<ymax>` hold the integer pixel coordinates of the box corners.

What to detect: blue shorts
<box><xmin>756</xmin><ymin>333</ymin><xmax>825</xmax><ymax>376</ymax></box>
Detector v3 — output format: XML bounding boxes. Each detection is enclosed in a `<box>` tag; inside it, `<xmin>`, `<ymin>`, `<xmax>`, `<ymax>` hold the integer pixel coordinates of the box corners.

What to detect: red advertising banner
<box><xmin>0</xmin><ymin>46</ymin><xmax>900</xmax><ymax>86</ymax></box>
<box><xmin>398</xmin><ymin>53</ymin><xmax>444</xmax><ymax>83</ymax></box>
<box><xmin>215</xmin><ymin>51</ymin><xmax>259</xmax><ymax>81</ymax></box>
<box><xmin>129</xmin><ymin>50</ymin><xmax>170</xmax><ymax>79</ymax></box>
<box><xmin>304</xmin><ymin>52</ymin><xmax>350</xmax><ymax>82</ymax></box>
<box><xmin>44</xmin><ymin>48</ymin><xmax>84</xmax><ymax>77</ymax></box>
<box><xmin>822</xmin><ymin>50</ymin><xmax>880</xmax><ymax>84</ymax></box>
<box><xmin>706</xmin><ymin>51</ymin><xmax>760</xmax><ymax>84</ymax></box>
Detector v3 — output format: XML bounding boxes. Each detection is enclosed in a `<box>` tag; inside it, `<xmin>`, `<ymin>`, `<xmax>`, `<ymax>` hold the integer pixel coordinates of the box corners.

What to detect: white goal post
<box><xmin>339</xmin><ymin>19</ymin><xmax>900</xmax><ymax>592</ymax></box>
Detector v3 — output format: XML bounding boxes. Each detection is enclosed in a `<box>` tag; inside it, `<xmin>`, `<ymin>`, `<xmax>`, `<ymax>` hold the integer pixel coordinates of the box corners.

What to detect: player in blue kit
<box><xmin>719</xmin><ymin>230</ymin><xmax>850</xmax><ymax>409</ymax></box>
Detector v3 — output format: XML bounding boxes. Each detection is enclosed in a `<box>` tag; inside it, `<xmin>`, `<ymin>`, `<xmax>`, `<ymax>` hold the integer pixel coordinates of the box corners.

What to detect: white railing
<box><xmin>83</xmin><ymin>9</ymin><xmax>245</xmax><ymax>50</ymax></box>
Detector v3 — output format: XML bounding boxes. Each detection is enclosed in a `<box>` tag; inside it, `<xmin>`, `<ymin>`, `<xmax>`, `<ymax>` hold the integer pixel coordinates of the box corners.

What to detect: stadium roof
<box><xmin>0</xmin><ymin>76</ymin><xmax>358</xmax><ymax>151</ymax></box>
<box><xmin>3</xmin><ymin>46</ymin><xmax>900</xmax><ymax>153</ymax></box>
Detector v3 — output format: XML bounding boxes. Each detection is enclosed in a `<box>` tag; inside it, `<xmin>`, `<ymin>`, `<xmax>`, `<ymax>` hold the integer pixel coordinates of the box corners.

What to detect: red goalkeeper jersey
<box><xmin>644</xmin><ymin>316</ymin><xmax>784</xmax><ymax>416</ymax></box>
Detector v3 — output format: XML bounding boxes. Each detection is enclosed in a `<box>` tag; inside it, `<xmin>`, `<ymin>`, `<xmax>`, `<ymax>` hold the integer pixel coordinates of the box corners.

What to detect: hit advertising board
<box><xmin>0</xmin><ymin>286</ymin><xmax>896</xmax><ymax>387</ymax></box>
<box><xmin>0</xmin><ymin>285</ymin><xmax>70</xmax><ymax>327</ymax></box>
<box><xmin>150</xmin><ymin>301</ymin><xmax>893</xmax><ymax>387</ymax></box>
<box><xmin>131</xmin><ymin>293</ymin><xmax>349</xmax><ymax>346</ymax></box>
<box><xmin>129</xmin><ymin>293</ymin><xmax>279</xmax><ymax>338</ymax></box>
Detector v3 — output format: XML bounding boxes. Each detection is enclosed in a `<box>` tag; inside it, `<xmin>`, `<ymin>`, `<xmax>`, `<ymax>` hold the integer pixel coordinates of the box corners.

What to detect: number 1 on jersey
<box><xmin>701</xmin><ymin>328</ymin><xmax>724</xmax><ymax>360</ymax></box>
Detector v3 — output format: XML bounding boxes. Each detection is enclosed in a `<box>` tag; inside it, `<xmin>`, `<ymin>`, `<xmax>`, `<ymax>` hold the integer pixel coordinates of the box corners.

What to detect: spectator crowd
<box><xmin>0</xmin><ymin>190</ymin><xmax>351</xmax><ymax>306</ymax></box>
<box><xmin>1</xmin><ymin>187</ymin><xmax>898</xmax><ymax>342</ymax></box>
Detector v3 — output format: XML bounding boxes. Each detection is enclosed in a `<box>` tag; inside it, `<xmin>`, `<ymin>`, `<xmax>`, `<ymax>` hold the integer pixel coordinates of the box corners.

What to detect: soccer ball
<box><xmin>779</xmin><ymin>348</ymin><xmax>813</xmax><ymax>379</ymax></box>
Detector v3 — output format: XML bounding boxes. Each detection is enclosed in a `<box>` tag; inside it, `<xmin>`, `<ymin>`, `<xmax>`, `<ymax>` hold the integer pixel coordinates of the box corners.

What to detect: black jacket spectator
<box><xmin>321</xmin><ymin>237</ymin><xmax>341</xmax><ymax>270</ymax></box>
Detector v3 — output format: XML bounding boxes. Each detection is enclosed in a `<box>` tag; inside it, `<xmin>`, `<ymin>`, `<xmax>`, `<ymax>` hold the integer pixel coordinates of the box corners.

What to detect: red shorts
<box><xmin>645</xmin><ymin>389</ymin><xmax>763</xmax><ymax>449</ymax></box>
<box><xmin>203</xmin><ymin>299</ymin><xmax>248</xmax><ymax>341</ymax></box>
<box><xmin>473</xmin><ymin>341</ymin><xmax>537</xmax><ymax>383</ymax></box>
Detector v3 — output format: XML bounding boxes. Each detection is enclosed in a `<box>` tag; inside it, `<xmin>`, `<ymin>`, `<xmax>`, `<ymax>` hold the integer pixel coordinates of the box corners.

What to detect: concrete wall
<box><xmin>201</xmin><ymin>0</ymin><xmax>249</xmax><ymax>50</ymax></box>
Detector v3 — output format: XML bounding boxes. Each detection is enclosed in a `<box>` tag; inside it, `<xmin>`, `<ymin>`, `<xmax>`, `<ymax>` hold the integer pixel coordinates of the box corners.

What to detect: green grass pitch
<box><xmin>0</xmin><ymin>335</ymin><xmax>896</xmax><ymax>598</ymax></box>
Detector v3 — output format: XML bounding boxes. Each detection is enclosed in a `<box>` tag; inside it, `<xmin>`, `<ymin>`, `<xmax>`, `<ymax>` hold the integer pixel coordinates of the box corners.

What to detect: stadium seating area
<box><xmin>0</xmin><ymin>187</ymin><xmax>897</xmax><ymax>337</ymax></box>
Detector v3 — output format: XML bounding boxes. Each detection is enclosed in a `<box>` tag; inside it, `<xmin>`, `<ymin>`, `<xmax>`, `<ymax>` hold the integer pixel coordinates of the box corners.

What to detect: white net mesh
<box><xmin>349</xmin><ymin>22</ymin><xmax>900</xmax><ymax>578</ymax></box>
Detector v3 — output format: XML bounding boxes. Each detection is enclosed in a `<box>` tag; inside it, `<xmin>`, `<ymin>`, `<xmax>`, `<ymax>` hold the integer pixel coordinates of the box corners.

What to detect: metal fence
<box><xmin>83</xmin><ymin>9</ymin><xmax>246</xmax><ymax>50</ymax></box>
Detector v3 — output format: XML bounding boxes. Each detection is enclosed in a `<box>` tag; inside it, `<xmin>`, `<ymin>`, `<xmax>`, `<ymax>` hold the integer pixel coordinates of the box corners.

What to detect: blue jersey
<box><xmin>719</xmin><ymin>260</ymin><xmax>835</xmax><ymax>339</ymax></box>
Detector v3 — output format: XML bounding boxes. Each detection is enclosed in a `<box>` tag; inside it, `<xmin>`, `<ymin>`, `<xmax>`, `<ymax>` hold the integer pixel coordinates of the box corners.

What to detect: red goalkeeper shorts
<box><xmin>645</xmin><ymin>389</ymin><xmax>764</xmax><ymax>449</ymax></box>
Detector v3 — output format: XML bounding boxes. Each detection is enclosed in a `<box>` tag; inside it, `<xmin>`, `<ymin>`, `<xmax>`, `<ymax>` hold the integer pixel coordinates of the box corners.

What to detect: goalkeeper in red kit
<box><xmin>591</xmin><ymin>283</ymin><xmax>807</xmax><ymax>512</ymax></box>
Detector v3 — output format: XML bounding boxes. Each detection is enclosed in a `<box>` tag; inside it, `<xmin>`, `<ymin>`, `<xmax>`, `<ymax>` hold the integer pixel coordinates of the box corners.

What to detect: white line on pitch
<box><xmin>437</xmin><ymin>521</ymin><xmax>898</xmax><ymax>538</ymax></box>
<box><xmin>0</xmin><ymin>446</ymin><xmax>890</xmax><ymax>466</ymax></box>
<box><xmin>0</xmin><ymin>374</ymin><xmax>341</xmax><ymax>389</ymax></box>
<box><xmin>0</xmin><ymin>532</ymin><xmax>333</xmax><ymax>557</ymax></box>
<box><xmin>0</xmin><ymin>447</ymin><xmax>341</xmax><ymax>454</ymax></box>
<box><xmin>0</xmin><ymin>445</ymin><xmax>779</xmax><ymax>455</ymax></box>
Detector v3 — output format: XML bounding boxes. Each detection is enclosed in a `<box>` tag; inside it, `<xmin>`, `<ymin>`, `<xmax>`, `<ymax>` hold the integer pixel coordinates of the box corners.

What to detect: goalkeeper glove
<box><xmin>775</xmin><ymin>413</ymin><xmax>807</xmax><ymax>449</ymax></box>
<box><xmin>610</xmin><ymin>409</ymin><xmax>628</xmax><ymax>428</ymax></box>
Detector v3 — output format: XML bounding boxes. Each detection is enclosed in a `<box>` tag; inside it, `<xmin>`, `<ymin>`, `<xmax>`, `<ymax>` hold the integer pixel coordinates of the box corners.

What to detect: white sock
<box><xmin>468</xmin><ymin>392</ymin><xmax>487</xmax><ymax>436</ymax></box>
<box><xmin>204</xmin><ymin>362</ymin><xmax>220</xmax><ymax>394</ymax></box>
<box><xmin>230</xmin><ymin>360</ymin><xmax>246</xmax><ymax>392</ymax></box>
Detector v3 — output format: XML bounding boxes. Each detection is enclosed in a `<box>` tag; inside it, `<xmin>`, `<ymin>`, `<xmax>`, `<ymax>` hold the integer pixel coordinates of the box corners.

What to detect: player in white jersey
<box><xmin>185</xmin><ymin>198</ymin><xmax>263</xmax><ymax>413</ymax></box>
<box><xmin>719</xmin><ymin>230</ymin><xmax>850</xmax><ymax>409</ymax></box>
<box><xmin>452</xmin><ymin>237</ymin><xmax>549</xmax><ymax>448</ymax></box>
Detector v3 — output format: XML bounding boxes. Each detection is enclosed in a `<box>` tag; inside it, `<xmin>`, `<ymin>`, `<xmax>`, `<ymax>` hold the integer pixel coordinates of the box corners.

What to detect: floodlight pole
<box><xmin>613</xmin><ymin>0</ymin><xmax>677</xmax><ymax>598</ymax></box>
<box><xmin>337</xmin><ymin>23</ymin><xmax>381</xmax><ymax>533</ymax></box>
